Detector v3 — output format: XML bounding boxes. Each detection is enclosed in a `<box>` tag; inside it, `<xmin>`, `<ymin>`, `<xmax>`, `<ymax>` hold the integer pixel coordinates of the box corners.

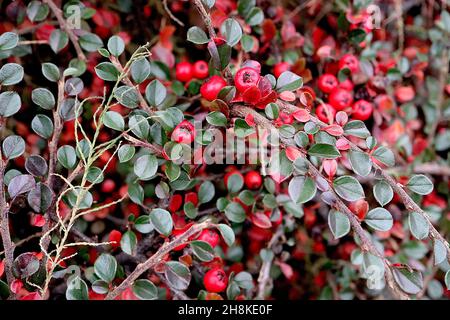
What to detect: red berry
<box><xmin>316</xmin><ymin>103</ymin><xmax>336</xmax><ymax>123</ymax></box>
<box><xmin>328</xmin><ymin>88</ymin><xmax>353</xmax><ymax>111</ymax></box>
<box><xmin>175</xmin><ymin>62</ymin><xmax>193</xmax><ymax>82</ymax></box>
<box><xmin>244</xmin><ymin>170</ymin><xmax>262</xmax><ymax>190</ymax></box>
<box><xmin>352</xmin><ymin>100</ymin><xmax>373</xmax><ymax>121</ymax></box>
<box><xmin>339</xmin><ymin>79</ymin><xmax>354</xmax><ymax>91</ymax></box>
<box><xmin>193</xmin><ymin>60</ymin><xmax>209</xmax><ymax>79</ymax></box>
<box><xmin>273</xmin><ymin>62</ymin><xmax>290</xmax><ymax>78</ymax></box>
<box><xmin>234</xmin><ymin>67</ymin><xmax>260</xmax><ymax>93</ymax></box>
<box><xmin>338</xmin><ymin>54</ymin><xmax>359</xmax><ymax>73</ymax></box>
<box><xmin>197</xmin><ymin>229</ymin><xmax>220</xmax><ymax>248</ymax></box>
<box><xmin>203</xmin><ymin>268</ymin><xmax>228</xmax><ymax>293</ymax></box>
<box><xmin>200</xmin><ymin>75</ymin><xmax>227</xmax><ymax>101</ymax></box>
<box><xmin>109</xmin><ymin>230</ymin><xmax>122</xmax><ymax>248</ymax></box>
<box><xmin>171</xmin><ymin>120</ymin><xmax>195</xmax><ymax>144</ymax></box>
<box><xmin>101</xmin><ymin>179</ymin><xmax>116</xmax><ymax>193</ymax></box>
<box><xmin>317</xmin><ymin>74</ymin><xmax>338</xmax><ymax>93</ymax></box>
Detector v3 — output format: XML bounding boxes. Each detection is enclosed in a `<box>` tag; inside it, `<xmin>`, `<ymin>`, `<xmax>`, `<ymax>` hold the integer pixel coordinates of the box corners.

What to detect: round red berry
<box><xmin>234</xmin><ymin>67</ymin><xmax>260</xmax><ymax>93</ymax></box>
<box><xmin>203</xmin><ymin>268</ymin><xmax>228</xmax><ymax>293</ymax></box>
<box><xmin>352</xmin><ymin>100</ymin><xmax>373</xmax><ymax>121</ymax></box>
<box><xmin>193</xmin><ymin>60</ymin><xmax>209</xmax><ymax>79</ymax></box>
<box><xmin>175</xmin><ymin>62</ymin><xmax>193</xmax><ymax>82</ymax></box>
<box><xmin>244</xmin><ymin>170</ymin><xmax>262</xmax><ymax>190</ymax></box>
<box><xmin>197</xmin><ymin>229</ymin><xmax>220</xmax><ymax>248</ymax></box>
<box><xmin>316</xmin><ymin>103</ymin><xmax>336</xmax><ymax>123</ymax></box>
<box><xmin>273</xmin><ymin>62</ymin><xmax>290</xmax><ymax>78</ymax></box>
<box><xmin>317</xmin><ymin>74</ymin><xmax>338</xmax><ymax>93</ymax></box>
<box><xmin>338</xmin><ymin>54</ymin><xmax>359</xmax><ymax>73</ymax></box>
<box><xmin>101</xmin><ymin>179</ymin><xmax>116</xmax><ymax>193</ymax></box>
<box><xmin>200</xmin><ymin>75</ymin><xmax>227</xmax><ymax>101</ymax></box>
<box><xmin>171</xmin><ymin>120</ymin><xmax>195</xmax><ymax>144</ymax></box>
<box><xmin>328</xmin><ymin>88</ymin><xmax>353</xmax><ymax>111</ymax></box>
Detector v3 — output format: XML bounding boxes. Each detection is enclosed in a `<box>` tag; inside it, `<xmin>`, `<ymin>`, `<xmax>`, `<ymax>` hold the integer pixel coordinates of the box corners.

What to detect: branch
<box><xmin>278</xmin><ymin>101</ymin><xmax>450</xmax><ymax>265</ymax></box>
<box><xmin>105</xmin><ymin>220</ymin><xmax>213</xmax><ymax>300</ymax></box>
<box><xmin>230</xmin><ymin>105</ymin><xmax>410</xmax><ymax>300</ymax></box>
<box><xmin>256</xmin><ymin>227</ymin><xmax>284</xmax><ymax>299</ymax></box>
<box><xmin>43</xmin><ymin>0</ymin><xmax>87</xmax><ymax>62</ymax></box>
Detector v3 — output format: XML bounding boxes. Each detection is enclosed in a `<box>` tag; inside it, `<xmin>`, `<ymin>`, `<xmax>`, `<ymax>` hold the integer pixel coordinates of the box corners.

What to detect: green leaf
<box><xmin>8</xmin><ymin>174</ymin><xmax>35</xmax><ymax>198</ymax></box>
<box><xmin>348</xmin><ymin>150</ymin><xmax>372</xmax><ymax>176</ymax></box>
<box><xmin>187</xmin><ymin>27</ymin><xmax>209</xmax><ymax>44</ymax></box>
<box><xmin>118</xmin><ymin>144</ymin><xmax>135</xmax><ymax>163</ymax></box>
<box><xmin>372</xmin><ymin>146</ymin><xmax>395</xmax><ymax>167</ymax></box>
<box><xmin>95</xmin><ymin>62</ymin><xmax>120</xmax><ymax>81</ymax></box>
<box><xmin>0</xmin><ymin>63</ymin><xmax>24</xmax><ymax>85</ymax></box>
<box><xmin>276</xmin><ymin>71</ymin><xmax>303</xmax><ymax>92</ymax></box>
<box><xmin>57</xmin><ymin>145</ymin><xmax>77</xmax><ymax>169</ymax></box>
<box><xmin>349</xmin><ymin>28</ymin><xmax>366</xmax><ymax>45</ymax></box>
<box><xmin>94</xmin><ymin>254</ymin><xmax>117</xmax><ymax>283</ymax></box>
<box><xmin>149</xmin><ymin>208</ymin><xmax>173</xmax><ymax>236</ymax></box>
<box><xmin>165</xmin><ymin>261</ymin><xmax>191</xmax><ymax>291</ymax></box>
<box><xmin>408</xmin><ymin>212</ymin><xmax>429</xmax><ymax>240</ymax></box>
<box><xmin>224</xmin><ymin>201</ymin><xmax>246</xmax><ymax>223</ymax></box>
<box><xmin>308</xmin><ymin>143</ymin><xmax>341</xmax><ymax>159</ymax></box>
<box><xmin>220</xmin><ymin>19</ymin><xmax>242</xmax><ymax>46</ymax></box>
<box><xmin>406</xmin><ymin>174</ymin><xmax>433</xmax><ymax>195</ymax></box>
<box><xmin>184</xmin><ymin>201</ymin><xmax>198</xmax><ymax>219</ymax></box>
<box><xmin>79</xmin><ymin>33</ymin><xmax>103</xmax><ymax>52</ymax></box>
<box><xmin>128</xmin><ymin>182</ymin><xmax>144</xmax><ymax>205</ymax></box>
<box><xmin>433</xmin><ymin>240</ymin><xmax>447</xmax><ymax>265</ymax></box>
<box><xmin>245</xmin><ymin>7</ymin><xmax>264</xmax><ymax>26</ymax></box>
<box><xmin>66</xmin><ymin>276</ymin><xmax>89</xmax><ymax>300</ymax></box>
<box><xmin>0</xmin><ymin>32</ymin><xmax>19</xmax><ymax>51</ymax></box>
<box><xmin>130</xmin><ymin>58</ymin><xmax>151</xmax><ymax>84</ymax></box>
<box><xmin>217</xmin><ymin>224</ymin><xmax>235</xmax><ymax>246</ymax></box>
<box><xmin>328</xmin><ymin>210</ymin><xmax>350</xmax><ymax>239</ymax></box>
<box><xmin>26</xmin><ymin>1</ymin><xmax>49</xmax><ymax>22</ymax></box>
<box><xmin>190</xmin><ymin>240</ymin><xmax>215</xmax><ymax>262</ymax></box>
<box><xmin>227</xmin><ymin>172</ymin><xmax>244</xmax><ymax>193</ymax></box>
<box><xmin>206</xmin><ymin>111</ymin><xmax>227</xmax><ymax>127</ymax></box>
<box><xmin>132</xmin><ymin>279</ymin><xmax>157</xmax><ymax>300</ymax></box>
<box><xmin>288</xmin><ymin>176</ymin><xmax>316</xmax><ymax>204</ymax></box>
<box><xmin>49</xmin><ymin>29</ymin><xmax>68</xmax><ymax>53</ymax></box>
<box><xmin>392</xmin><ymin>266</ymin><xmax>423</xmax><ymax>295</ymax></box>
<box><xmin>134</xmin><ymin>215</ymin><xmax>153</xmax><ymax>233</ymax></box>
<box><xmin>373</xmin><ymin>180</ymin><xmax>393</xmax><ymax>206</ymax></box>
<box><xmin>234</xmin><ymin>271</ymin><xmax>254</xmax><ymax>289</ymax></box>
<box><xmin>0</xmin><ymin>91</ymin><xmax>21</xmax><ymax>117</ymax></box>
<box><xmin>365</xmin><ymin>207</ymin><xmax>393</xmax><ymax>231</ymax></box>
<box><xmin>115</xmin><ymin>86</ymin><xmax>140</xmax><ymax>109</ymax></box>
<box><xmin>343</xmin><ymin>120</ymin><xmax>370</xmax><ymax>138</ymax></box>
<box><xmin>2</xmin><ymin>135</ymin><xmax>25</xmax><ymax>160</ymax></box>
<box><xmin>120</xmin><ymin>230</ymin><xmax>137</xmax><ymax>255</ymax></box>
<box><xmin>333</xmin><ymin>176</ymin><xmax>365</xmax><ymax>201</ymax></box>
<box><xmin>32</xmin><ymin>114</ymin><xmax>54</xmax><ymax>139</ymax></box>
<box><xmin>129</xmin><ymin>114</ymin><xmax>149</xmax><ymax>139</ymax></box>
<box><xmin>107</xmin><ymin>35</ymin><xmax>125</xmax><ymax>56</ymax></box>
<box><xmin>32</xmin><ymin>88</ymin><xmax>55</xmax><ymax>110</ymax></box>
<box><xmin>41</xmin><ymin>62</ymin><xmax>60</xmax><ymax>82</ymax></box>
<box><xmin>238</xmin><ymin>0</ymin><xmax>255</xmax><ymax>17</ymax></box>
<box><xmin>103</xmin><ymin>111</ymin><xmax>124</xmax><ymax>131</ymax></box>
<box><xmin>145</xmin><ymin>79</ymin><xmax>167</xmax><ymax>106</ymax></box>
<box><xmin>198</xmin><ymin>181</ymin><xmax>215</xmax><ymax>204</ymax></box>
<box><xmin>240</xmin><ymin>34</ymin><xmax>254</xmax><ymax>52</ymax></box>
<box><xmin>134</xmin><ymin>154</ymin><xmax>158</xmax><ymax>180</ymax></box>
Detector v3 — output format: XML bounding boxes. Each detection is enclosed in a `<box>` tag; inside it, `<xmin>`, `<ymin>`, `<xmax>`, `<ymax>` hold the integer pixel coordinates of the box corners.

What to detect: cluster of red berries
<box><xmin>175</xmin><ymin>60</ymin><xmax>210</xmax><ymax>82</ymax></box>
<box><xmin>316</xmin><ymin>54</ymin><xmax>373</xmax><ymax>122</ymax></box>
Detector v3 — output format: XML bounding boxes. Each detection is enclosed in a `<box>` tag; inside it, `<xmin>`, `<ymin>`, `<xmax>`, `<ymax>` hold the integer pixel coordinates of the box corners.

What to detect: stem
<box><xmin>43</xmin><ymin>0</ymin><xmax>87</xmax><ymax>62</ymax></box>
<box><xmin>105</xmin><ymin>220</ymin><xmax>213</xmax><ymax>300</ymax></box>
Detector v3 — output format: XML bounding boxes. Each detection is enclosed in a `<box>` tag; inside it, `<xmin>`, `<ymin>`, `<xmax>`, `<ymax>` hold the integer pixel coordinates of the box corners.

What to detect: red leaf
<box><xmin>279</xmin><ymin>91</ymin><xmax>296</xmax><ymax>102</ymax></box>
<box><xmin>323</xmin><ymin>159</ymin><xmax>337</xmax><ymax>178</ymax></box>
<box><xmin>245</xmin><ymin>113</ymin><xmax>255</xmax><ymax>126</ymax></box>
<box><xmin>251</xmin><ymin>212</ymin><xmax>272</xmax><ymax>229</ymax></box>
<box><xmin>292</xmin><ymin>109</ymin><xmax>311</xmax><ymax>122</ymax></box>
<box><xmin>336</xmin><ymin>138</ymin><xmax>350</xmax><ymax>150</ymax></box>
<box><xmin>323</xmin><ymin>124</ymin><xmax>344</xmax><ymax>136</ymax></box>
<box><xmin>285</xmin><ymin>146</ymin><xmax>302</xmax><ymax>161</ymax></box>
<box><xmin>242</xmin><ymin>86</ymin><xmax>262</xmax><ymax>105</ymax></box>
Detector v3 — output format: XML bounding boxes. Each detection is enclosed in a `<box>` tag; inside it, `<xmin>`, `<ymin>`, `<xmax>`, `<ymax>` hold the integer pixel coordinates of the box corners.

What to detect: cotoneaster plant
<box><xmin>0</xmin><ymin>0</ymin><xmax>449</xmax><ymax>302</ymax></box>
